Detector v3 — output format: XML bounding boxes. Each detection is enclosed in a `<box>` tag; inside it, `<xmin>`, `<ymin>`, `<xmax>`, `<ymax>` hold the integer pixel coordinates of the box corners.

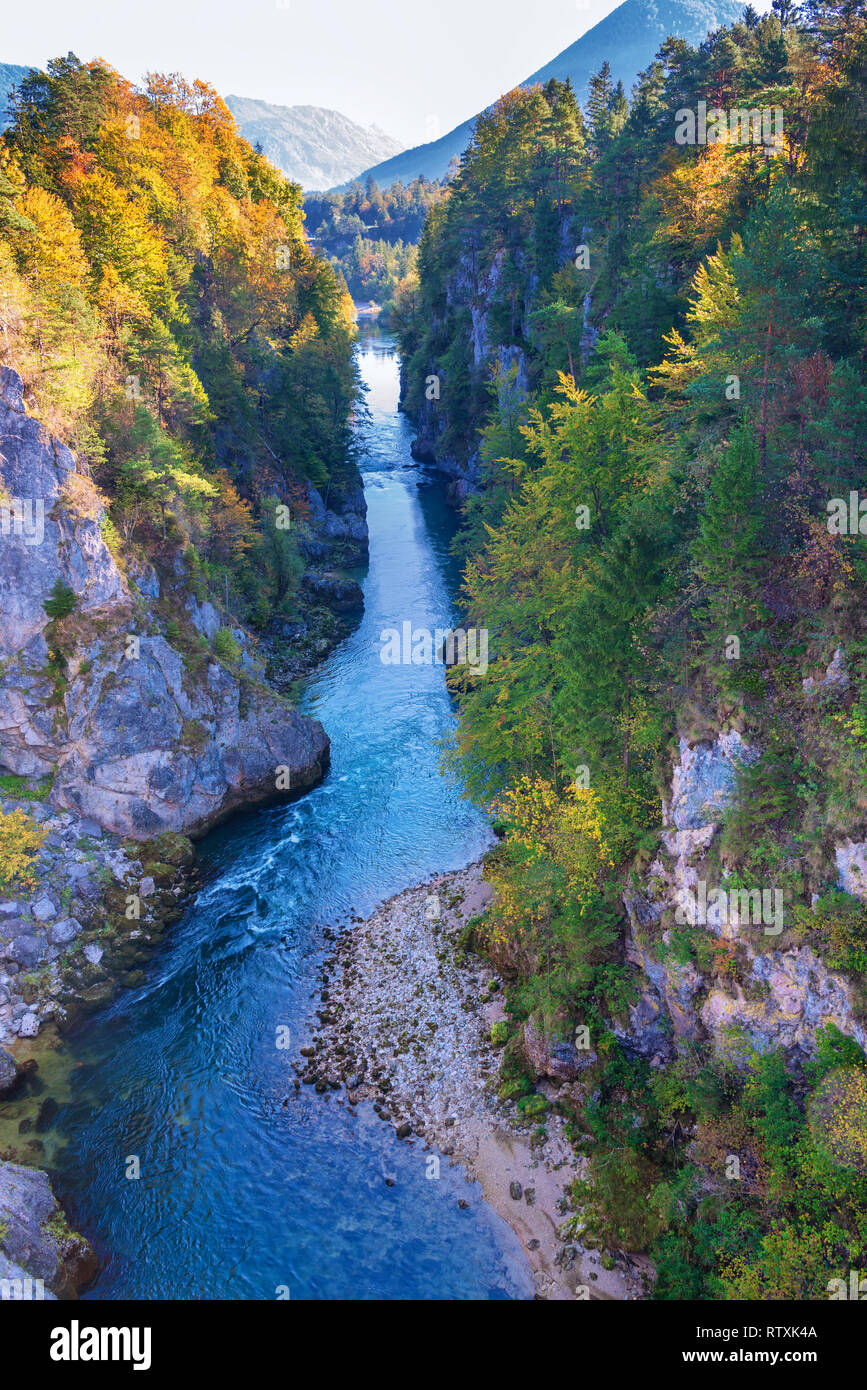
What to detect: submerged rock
<box><xmin>0</xmin><ymin>1045</ymin><xmax>19</xmax><ymax>1094</ymax></box>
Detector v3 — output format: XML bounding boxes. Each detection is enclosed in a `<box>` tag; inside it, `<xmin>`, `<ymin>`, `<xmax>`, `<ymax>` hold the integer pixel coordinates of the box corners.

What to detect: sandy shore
<box><xmin>295</xmin><ymin>862</ymin><xmax>649</xmax><ymax>1300</ymax></box>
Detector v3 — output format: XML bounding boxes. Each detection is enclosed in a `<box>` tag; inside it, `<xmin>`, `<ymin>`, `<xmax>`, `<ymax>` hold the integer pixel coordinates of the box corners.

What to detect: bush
<box><xmin>517</xmin><ymin>1092</ymin><xmax>549</xmax><ymax>1121</ymax></box>
<box><xmin>42</xmin><ymin>580</ymin><xmax>77</xmax><ymax>621</ymax></box>
<box><xmin>575</xmin><ymin>1147</ymin><xmax>665</xmax><ymax>1252</ymax></box>
<box><xmin>0</xmin><ymin>808</ymin><xmax>47</xmax><ymax>889</ymax></box>
<box><xmin>808</xmin><ymin>1067</ymin><xmax>867</xmax><ymax>1173</ymax></box>
<box><xmin>214</xmin><ymin>628</ymin><xmax>242</xmax><ymax>663</ymax></box>
<box><xmin>793</xmin><ymin>890</ymin><xmax>867</xmax><ymax>974</ymax></box>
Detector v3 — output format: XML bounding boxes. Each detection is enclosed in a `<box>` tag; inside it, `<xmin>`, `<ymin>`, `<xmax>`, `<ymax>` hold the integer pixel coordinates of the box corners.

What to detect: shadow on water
<box><xmin>42</xmin><ymin>329</ymin><xmax>533</xmax><ymax>1301</ymax></box>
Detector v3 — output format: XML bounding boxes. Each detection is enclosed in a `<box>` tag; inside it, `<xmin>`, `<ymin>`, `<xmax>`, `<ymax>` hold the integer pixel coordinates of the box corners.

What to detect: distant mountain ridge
<box><xmin>225</xmin><ymin>96</ymin><xmax>403</xmax><ymax>190</ymax></box>
<box><xmin>346</xmin><ymin>0</ymin><xmax>750</xmax><ymax>189</ymax></box>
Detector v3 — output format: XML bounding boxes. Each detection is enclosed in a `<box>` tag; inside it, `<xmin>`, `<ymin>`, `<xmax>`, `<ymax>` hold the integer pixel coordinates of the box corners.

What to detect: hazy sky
<box><xmin>5</xmin><ymin>0</ymin><xmax>634</xmax><ymax>146</ymax></box>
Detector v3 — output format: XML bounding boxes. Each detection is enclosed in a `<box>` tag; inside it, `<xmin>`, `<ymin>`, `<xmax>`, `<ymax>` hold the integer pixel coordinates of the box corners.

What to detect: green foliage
<box><xmin>213</xmin><ymin>628</ymin><xmax>242</xmax><ymax>664</ymax></box>
<box><xmin>394</xmin><ymin>3</ymin><xmax>867</xmax><ymax>1298</ymax></box>
<box><xmin>793</xmin><ymin>891</ymin><xmax>867</xmax><ymax>975</ymax></box>
<box><xmin>42</xmin><ymin>581</ymin><xmax>76</xmax><ymax>621</ymax></box>
<box><xmin>575</xmin><ymin>1148</ymin><xmax>666</xmax><ymax>1253</ymax></box>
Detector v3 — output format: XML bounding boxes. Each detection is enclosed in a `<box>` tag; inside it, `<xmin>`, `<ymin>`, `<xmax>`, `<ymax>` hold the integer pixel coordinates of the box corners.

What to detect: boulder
<box><xmin>0</xmin><ymin>1161</ymin><xmax>97</xmax><ymax>1297</ymax></box>
<box><xmin>523</xmin><ymin>1016</ymin><xmax>582</xmax><ymax>1083</ymax></box>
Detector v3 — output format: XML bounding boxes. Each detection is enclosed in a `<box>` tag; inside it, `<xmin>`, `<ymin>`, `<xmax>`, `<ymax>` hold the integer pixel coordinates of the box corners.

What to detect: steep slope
<box><xmin>392</xmin><ymin>4</ymin><xmax>867</xmax><ymax>1299</ymax></box>
<box><xmin>347</xmin><ymin>0</ymin><xmax>750</xmax><ymax>188</ymax></box>
<box><xmin>226</xmin><ymin>95</ymin><xmax>403</xmax><ymax>190</ymax></box>
<box><xmin>0</xmin><ymin>364</ymin><xmax>330</xmax><ymax>839</ymax></box>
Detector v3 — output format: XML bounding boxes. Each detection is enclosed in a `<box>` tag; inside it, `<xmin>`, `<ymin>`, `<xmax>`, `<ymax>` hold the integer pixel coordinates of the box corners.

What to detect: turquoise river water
<box><xmin>45</xmin><ymin>330</ymin><xmax>534</xmax><ymax>1301</ymax></box>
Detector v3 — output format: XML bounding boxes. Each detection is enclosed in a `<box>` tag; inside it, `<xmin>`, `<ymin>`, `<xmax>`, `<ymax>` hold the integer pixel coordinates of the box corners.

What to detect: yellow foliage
<box><xmin>0</xmin><ymin>807</ymin><xmax>47</xmax><ymax>890</ymax></box>
<box><xmin>808</xmin><ymin>1067</ymin><xmax>867</xmax><ymax>1172</ymax></box>
<box><xmin>485</xmin><ymin>776</ymin><xmax>614</xmax><ymax>946</ymax></box>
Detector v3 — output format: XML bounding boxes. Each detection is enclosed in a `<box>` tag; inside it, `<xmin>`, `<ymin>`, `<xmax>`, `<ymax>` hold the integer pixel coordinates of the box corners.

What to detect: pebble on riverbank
<box><xmin>295</xmin><ymin>862</ymin><xmax>649</xmax><ymax>1301</ymax></box>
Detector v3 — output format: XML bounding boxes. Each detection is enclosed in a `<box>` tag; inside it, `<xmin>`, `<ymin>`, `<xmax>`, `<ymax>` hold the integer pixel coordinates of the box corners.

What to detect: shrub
<box><xmin>808</xmin><ymin>1067</ymin><xmax>867</xmax><ymax>1173</ymax></box>
<box><xmin>574</xmin><ymin>1148</ymin><xmax>665</xmax><ymax>1252</ymax></box>
<box><xmin>516</xmin><ymin>1092</ymin><xmax>549</xmax><ymax>1121</ymax></box>
<box><xmin>42</xmin><ymin>580</ymin><xmax>77</xmax><ymax>621</ymax></box>
<box><xmin>214</xmin><ymin>628</ymin><xmax>242</xmax><ymax>663</ymax></box>
<box><xmin>793</xmin><ymin>890</ymin><xmax>867</xmax><ymax>974</ymax></box>
<box><xmin>0</xmin><ymin>807</ymin><xmax>47</xmax><ymax>889</ymax></box>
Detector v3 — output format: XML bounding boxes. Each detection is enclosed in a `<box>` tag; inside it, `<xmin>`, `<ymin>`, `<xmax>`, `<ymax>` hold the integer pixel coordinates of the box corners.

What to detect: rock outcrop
<box><xmin>0</xmin><ymin>366</ymin><xmax>330</xmax><ymax>840</ymax></box>
<box><xmin>0</xmin><ymin>1161</ymin><xmax>96</xmax><ymax>1299</ymax></box>
<box><xmin>620</xmin><ymin>731</ymin><xmax>867</xmax><ymax>1064</ymax></box>
<box><xmin>401</xmin><ymin>229</ymin><xmax>550</xmax><ymax>504</ymax></box>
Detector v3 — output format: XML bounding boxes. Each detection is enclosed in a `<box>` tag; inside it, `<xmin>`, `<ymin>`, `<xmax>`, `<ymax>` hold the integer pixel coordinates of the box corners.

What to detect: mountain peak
<box><xmin>224</xmin><ymin>95</ymin><xmax>403</xmax><ymax>190</ymax></box>
<box><xmin>346</xmin><ymin>0</ymin><xmax>750</xmax><ymax>190</ymax></box>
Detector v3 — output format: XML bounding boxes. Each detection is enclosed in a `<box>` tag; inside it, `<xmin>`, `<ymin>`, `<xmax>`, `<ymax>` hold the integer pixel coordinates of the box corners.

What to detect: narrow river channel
<box><xmin>44</xmin><ymin>329</ymin><xmax>534</xmax><ymax>1301</ymax></box>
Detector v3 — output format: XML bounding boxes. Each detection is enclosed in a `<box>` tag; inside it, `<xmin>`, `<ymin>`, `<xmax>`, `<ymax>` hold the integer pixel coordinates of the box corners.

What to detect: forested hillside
<box><xmin>1</xmin><ymin>54</ymin><xmax>359</xmax><ymax>631</ymax></box>
<box><xmin>304</xmin><ymin>175</ymin><xmax>445</xmax><ymax>309</ymax></box>
<box><xmin>397</xmin><ymin>0</ymin><xmax>867</xmax><ymax>1298</ymax></box>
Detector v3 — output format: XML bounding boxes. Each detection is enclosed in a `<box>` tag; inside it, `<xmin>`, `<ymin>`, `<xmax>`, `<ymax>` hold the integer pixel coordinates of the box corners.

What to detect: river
<box><xmin>44</xmin><ymin>329</ymin><xmax>534</xmax><ymax>1301</ymax></box>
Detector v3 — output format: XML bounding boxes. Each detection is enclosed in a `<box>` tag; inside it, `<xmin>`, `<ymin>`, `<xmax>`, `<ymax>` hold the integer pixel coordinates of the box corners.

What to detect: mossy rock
<box><xmin>141</xmin><ymin>861</ymin><xmax>177</xmax><ymax>887</ymax></box>
<box><xmin>490</xmin><ymin>1020</ymin><xmax>509</xmax><ymax>1047</ymax></box>
<box><xmin>498</xmin><ymin>1076</ymin><xmax>533</xmax><ymax>1102</ymax></box>
<box><xmin>149</xmin><ymin>832</ymin><xmax>195</xmax><ymax>868</ymax></box>
<box><xmin>517</xmin><ymin>1093</ymin><xmax>550</xmax><ymax>1121</ymax></box>
<box><xmin>75</xmin><ymin>981</ymin><xmax>116</xmax><ymax>1012</ymax></box>
<box><xmin>102</xmin><ymin>883</ymin><xmax>132</xmax><ymax>916</ymax></box>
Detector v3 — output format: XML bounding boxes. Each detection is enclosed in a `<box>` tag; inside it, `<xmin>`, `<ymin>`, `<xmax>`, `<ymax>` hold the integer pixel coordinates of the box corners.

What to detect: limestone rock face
<box><xmin>0</xmin><ymin>369</ymin><xmax>124</xmax><ymax>665</ymax></box>
<box><xmin>0</xmin><ymin>1161</ymin><xmax>96</xmax><ymax>1298</ymax></box>
<box><xmin>665</xmin><ymin>730</ymin><xmax>757</xmax><ymax>831</ymax></box>
<box><xmin>835</xmin><ymin>839</ymin><xmax>867</xmax><ymax>901</ymax></box>
<box><xmin>620</xmin><ymin>730</ymin><xmax>867</xmax><ymax>1063</ymax></box>
<box><xmin>50</xmin><ymin>636</ymin><xmax>329</xmax><ymax>838</ymax></box>
<box><xmin>300</xmin><ymin>479</ymin><xmax>368</xmax><ymax>563</ymax></box>
<box><xmin>0</xmin><ymin>367</ymin><xmax>329</xmax><ymax>838</ymax></box>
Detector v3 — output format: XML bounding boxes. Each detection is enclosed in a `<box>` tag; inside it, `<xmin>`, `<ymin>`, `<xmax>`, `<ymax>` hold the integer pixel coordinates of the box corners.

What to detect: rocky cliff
<box><xmin>0</xmin><ymin>363</ymin><xmax>367</xmax><ymax>1045</ymax></box>
<box><xmin>523</xmin><ymin>729</ymin><xmax>867</xmax><ymax>1093</ymax></box>
<box><xmin>402</xmin><ymin>218</ymin><xmax>574</xmax><ymax>503</ymax></box>
<box><xmin>0</xmin><ymin>364</ymin><xmax>331</xmax><ymax>840</ymax></box>
<box><xmin>619</xmin><ymin>732</ymin><xmax>867</xmax><ymax>1066</ymax></box>
<box><xmin>0</xmin><ymin>1154</ymin><xmax>95</xmax><ymax>1299</ymax></box>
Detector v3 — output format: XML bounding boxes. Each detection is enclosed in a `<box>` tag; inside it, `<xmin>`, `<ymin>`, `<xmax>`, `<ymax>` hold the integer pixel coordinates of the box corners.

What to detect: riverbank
<box><xmin>298</xmin><ymin>862</ymin><xmax>649</xmax><ymax>1301</ymax></box>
